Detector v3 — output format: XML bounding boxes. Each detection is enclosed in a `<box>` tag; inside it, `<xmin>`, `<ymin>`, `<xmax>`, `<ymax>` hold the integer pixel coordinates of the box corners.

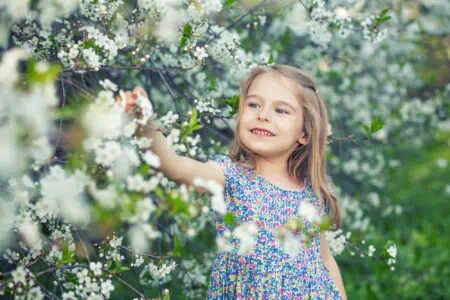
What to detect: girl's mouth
<box><xmin>250</xmin><ymin>129</ymin><xmax>275</xmax><ymax>137</ymax></box>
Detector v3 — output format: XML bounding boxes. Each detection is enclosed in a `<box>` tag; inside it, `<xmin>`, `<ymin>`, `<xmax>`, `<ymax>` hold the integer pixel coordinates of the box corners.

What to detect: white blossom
<box><xmin>192</xmin><ymin>177</ymin><xmax>226</xmax><ymax>214</ymax></box>
<box><xmin>298</xmin><ymin>202</ymin><xmax>320</xmax><ymax>223</ymax></box>
<box><xmin>142</xmin><ymin>150</ymin><xmax>160</xmax><ymax>168</ymax></box>
<box><xmin>387</xmin><ymin>244</ymin><xmax>397</xmax><ymax>258</ymax></box>
<box><xmin>232</xmin><ymin>222</ymin><xmax>258</xmax><ymax>255</ymax></box>
<box><xmin>101</xmin><ymin>279</ymin><xmax>115</xmax><ymax>297</ymax></box>
<box><xmin>90</xmin><ymin>261</ymin><xmax>103</xmax><ymax>276</ymax></box>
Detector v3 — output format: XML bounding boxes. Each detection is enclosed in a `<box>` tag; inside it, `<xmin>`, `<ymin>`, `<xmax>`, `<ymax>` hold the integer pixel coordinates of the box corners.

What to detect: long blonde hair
<box><xmin>229</xmin><ymin>64</ymin><xmax>341</xmax><ymax>230</ymax></box>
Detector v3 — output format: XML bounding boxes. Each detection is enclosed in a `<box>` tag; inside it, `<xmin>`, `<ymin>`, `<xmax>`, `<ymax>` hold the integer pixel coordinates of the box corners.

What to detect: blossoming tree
<box><xmin>0</xmin><ymin>0</ymin><xmax>449</xmax><ymax>299</ymax></box>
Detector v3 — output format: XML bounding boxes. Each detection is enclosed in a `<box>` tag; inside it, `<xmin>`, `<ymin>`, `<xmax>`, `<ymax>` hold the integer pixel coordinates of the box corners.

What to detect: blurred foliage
<box><xmin>337</xmin><ymin>130</ymin><xmax>450</xmax><ymax>299</ymax></box>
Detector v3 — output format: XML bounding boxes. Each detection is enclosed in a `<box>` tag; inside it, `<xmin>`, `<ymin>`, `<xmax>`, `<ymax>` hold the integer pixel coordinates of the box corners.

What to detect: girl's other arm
<box><xmin>140</xmin><ymin>125</ymin><xmax>225</xmax><ymax>193</ymax></box>
<box><xmin>320</xmin><ymin>232</ymin><xmax>348</xmax><ymax>300</ymax></box>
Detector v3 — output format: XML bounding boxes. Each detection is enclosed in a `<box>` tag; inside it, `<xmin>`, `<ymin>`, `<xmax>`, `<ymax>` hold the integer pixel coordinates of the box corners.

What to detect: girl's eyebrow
<box><xmin>247</xmin><ymin>94</ymin><xmax>297</xmax><ymax>111</ymax></box>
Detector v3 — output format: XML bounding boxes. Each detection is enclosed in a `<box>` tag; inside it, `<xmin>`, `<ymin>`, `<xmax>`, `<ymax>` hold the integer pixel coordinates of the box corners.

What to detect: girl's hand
<box><xmin>116</xmin><ymin>85</ymin><xmax>149</xmax><ymax>117</ymax></box>
<box><xmin>116</xmin><ymin>85</ymin><xmax>162</xmax><ymax>134</ymax></box>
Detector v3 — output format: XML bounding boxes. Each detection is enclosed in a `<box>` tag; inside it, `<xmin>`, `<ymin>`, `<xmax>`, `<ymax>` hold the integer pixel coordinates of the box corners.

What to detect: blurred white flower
<box><xmin>0</xmin><ymin>200</ymin><xmax>15</xmax><ymax>249</ymax></box>
<box><xmin>0</xmin><ymin>125</ymin><xmax>21</xmax><ymax>176</ymax></box>
<box><xmin>0</xmin><ymin>48</ymin><xmax>31</xmax><ymax>87</ymax></box>
<box><xmin>192</xmin><ymin>177</ymin><xmax>226</xmax><ymax>214</ymax></box>
<box><xmin>17</xmin><ymin>217</ymin><xmax>42</xmax><ymax>251</ymax></box>
<box><xmin>445</xmin><ymin>184</ymin><xmax>450</xmax><ymax>196</ymax></box>
<box><xmin>128</xmin><ymin>224</ymin><xmax>161</xmax><ymax>252</ymax></box>
<box><xmin>281</xmin><ymin>230</ymin><xmax>302</xmax><ymax>257</ymax></box>
<box><xmin>143</xmin><ymin>150</ymin><xmax>160</xmax><ymax>168</ymax></box>
<box><xmin>387</xmin><ymin>244</ymin><xmax>397</xmax><ymax>258</ymax></box>
<box><xmin>130</xmin><ymin>197</ymin><xmax>156</xmax><ymax>223</ymax></box>
<box><xmin>99</xmin><ymin>79</ymin><xmax>118</xmax><ymax>91</ymax></box>
<box><xmin>325</xmin><ymin>229</ymin><xmax>348</xmax><ymax>255</ymax></box>
<box><xmin>193</xmin><ymin>46</ymin><xmax>209</xmax><ymax>61</ymax></box>
<box><xmin>232</xmin><ymin>222</ymin><xmax>258</xmax><ymax>255</ymax></box>
<box><xmin>30</xmin><ymin>136</ymin><xmax>53</xmax><ymax>163</ymax></box>
<box><xmin>101</xmin><ymin>279</ymin><xmax>115</xmax><ymax>297</ymax></box>
<box><xmin>216</xmin><ymin>236</ymin><xmax>233</xmax><ymax>252</ymax></box>
<box><xmin>12</xmin><ymin>266</ymin><xmax>28</xmax><ymax>284</ymax></box>
<box><xmin>82</xmin><ymin>48</ymin><xmax>101</xmax><ymax>68</ymax></box>
<box><xmin>436</xmin><ymin>158</ymin><xmax>448</xmax><ymax>169</ymax></box>
<box><xmin>90</xmin><ymin>261</ymin><xmax>103</xmax><ymax>276</ymax></box>
<box><xmin>298</xmin><ymin>202</ymin><xmax>320</xmax><ymax>223</ymax></box>
<box><xmin>82</xmin><ymin>92</ymin><xmax>126</xmax><ymax>140</ymax></box>
<box><xmin>39</xmin><ymin>165</ymin><xmax>91</xmax><ymax>225</ymax></box>
<box><xmin>335</xmin><ymin>7</ymin><xmax>348</xmax><ymax>19</ymax></box>
<box><xmin>156</xmin><ymin>6</ymin><xmax>187</xmax><ymax>43</ymax></box>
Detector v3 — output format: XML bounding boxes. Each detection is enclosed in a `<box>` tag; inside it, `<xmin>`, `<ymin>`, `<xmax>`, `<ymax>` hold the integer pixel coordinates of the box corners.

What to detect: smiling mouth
<box><xmin>250</xmin><ymin>129</ymin><xmax>275</xmax><ymax>137</ymax></box>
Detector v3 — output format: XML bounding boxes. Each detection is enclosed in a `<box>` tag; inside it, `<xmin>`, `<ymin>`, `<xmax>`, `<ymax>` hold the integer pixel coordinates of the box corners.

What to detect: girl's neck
<box><xmin>249</xmin><ymin>156</ymin><xmax>290</xmax><ymax>178</ymax></box>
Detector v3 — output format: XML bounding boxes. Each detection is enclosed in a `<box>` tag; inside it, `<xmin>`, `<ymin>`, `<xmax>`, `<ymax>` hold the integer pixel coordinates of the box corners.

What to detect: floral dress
<box><xmin>207</xmin><ymin>154</ymin><xmax>342</xmax><ymax>300</ymax></box>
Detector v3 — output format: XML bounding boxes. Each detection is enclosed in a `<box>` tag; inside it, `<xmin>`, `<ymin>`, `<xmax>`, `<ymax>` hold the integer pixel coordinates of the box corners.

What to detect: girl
<box><xmin>121</xmin><ymin>65</ymin><xmax>347</xmax><ymax>299</ymax></box>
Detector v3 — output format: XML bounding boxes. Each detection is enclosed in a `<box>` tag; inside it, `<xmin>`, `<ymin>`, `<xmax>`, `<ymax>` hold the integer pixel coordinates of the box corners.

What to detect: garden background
<box><xmin>0</xmin><ymin>0</ymin><xmax>449</xmax><ymax>299</ymax></box>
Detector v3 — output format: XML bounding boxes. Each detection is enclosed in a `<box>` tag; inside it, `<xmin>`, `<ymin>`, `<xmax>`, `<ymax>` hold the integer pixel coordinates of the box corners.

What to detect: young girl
<box><xmin>121</xmin><ymin>64</ymin><xmax>347</xmax><ymax>299</ymax></box>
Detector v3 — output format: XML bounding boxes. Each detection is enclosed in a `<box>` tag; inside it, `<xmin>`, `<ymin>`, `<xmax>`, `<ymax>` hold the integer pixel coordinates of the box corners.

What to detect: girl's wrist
<box><xmin>136</xmin><ymin>119</ymin><xmax>164</xmax><ymax>137</ymax></box>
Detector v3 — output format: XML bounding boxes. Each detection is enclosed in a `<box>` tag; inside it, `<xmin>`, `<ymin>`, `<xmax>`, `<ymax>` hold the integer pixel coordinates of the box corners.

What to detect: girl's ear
<box><xmin>297</xmin><ymin>131</ymin><xmax>309</xmax><ymax>145</ymax></box>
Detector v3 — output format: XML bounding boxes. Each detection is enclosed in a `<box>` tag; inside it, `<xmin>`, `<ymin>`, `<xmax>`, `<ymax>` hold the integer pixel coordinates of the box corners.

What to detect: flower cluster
<box><xmin>3</xmin><ymin>0</ymin><xmax>449</xmax><ymax>297</ymax></box>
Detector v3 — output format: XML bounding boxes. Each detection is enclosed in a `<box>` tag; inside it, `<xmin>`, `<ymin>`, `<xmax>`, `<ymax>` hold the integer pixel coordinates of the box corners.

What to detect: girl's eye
<box><xmin>276</xmin><ymin>108</ymin><xmax>288</xmax><ymax>114</ymax></box>
<box><xmin>248</xmin><ymin>102</ymin><xmax>258</xmax><ymax>108</ymax></box>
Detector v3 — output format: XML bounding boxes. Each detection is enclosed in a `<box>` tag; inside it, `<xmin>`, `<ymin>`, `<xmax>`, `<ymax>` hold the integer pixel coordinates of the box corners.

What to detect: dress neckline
<box><xmin>256</xmin><ymin>174</ymin><xmax>307</xmax><ymax>193</ymax></box>
<box><xmin>245</xmin><ymin>168</ymin><xmax>308</xmax><ymax>193</ymax></box>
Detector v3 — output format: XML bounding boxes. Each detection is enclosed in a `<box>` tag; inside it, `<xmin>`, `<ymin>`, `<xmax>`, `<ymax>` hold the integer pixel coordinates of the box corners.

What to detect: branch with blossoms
<box><xmin>214</xmin><ymin>200</ymin><xmax>397</xmax><ymax>271</ymax></box>
<box><xmin>2</xmin><ymin>0</ymin><xmax>449</xmax><ymax>298</ymax></box>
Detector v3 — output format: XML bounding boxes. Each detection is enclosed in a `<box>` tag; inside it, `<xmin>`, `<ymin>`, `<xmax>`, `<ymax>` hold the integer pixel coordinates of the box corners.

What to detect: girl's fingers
<box><xmin>133</xmin><ymin>86</ymin><xmax>149</xmax><ymax>99</ymax></box>
<box><xmin>116</xmin><ymin>89</ymin><xmax>145</xmax><ymax>114</ymax></box>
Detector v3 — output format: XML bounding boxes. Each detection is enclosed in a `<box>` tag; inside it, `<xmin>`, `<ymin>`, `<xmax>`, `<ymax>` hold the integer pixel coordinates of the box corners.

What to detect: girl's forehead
<box><xmin>246</xmin><ymin>72</ymin><xmax>303</xmax><ymax>105</ymax></box>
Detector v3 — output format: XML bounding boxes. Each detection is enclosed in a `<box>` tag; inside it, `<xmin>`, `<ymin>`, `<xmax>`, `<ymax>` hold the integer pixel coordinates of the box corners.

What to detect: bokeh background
<box><xmin>0</xmin><ymin>0</ymin><xmax>449</xmax><ymax>299</ymax></box>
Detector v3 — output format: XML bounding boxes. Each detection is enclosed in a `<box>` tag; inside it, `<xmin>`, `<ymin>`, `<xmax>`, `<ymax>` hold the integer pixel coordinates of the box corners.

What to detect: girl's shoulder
<box><xmin>208</xmin><ymin>154</ymin><xmax>253</xmax><ymax>180</ymax></box>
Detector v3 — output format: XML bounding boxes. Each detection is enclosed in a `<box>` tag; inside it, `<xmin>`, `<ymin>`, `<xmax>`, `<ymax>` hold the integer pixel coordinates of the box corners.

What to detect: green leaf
<box><xmin>181</xmin><ymin>109</ymin><xmax>204</xmax><ymax>143</ymax></box>
<box><xmin>105</xmin><ymin>259</ymin><xmax>113</xmax><ymax>270</ymax></box>
<box><xmin>154</xmin><ymin>186</ymin><xmax>165</xmax><ymax>199</ymax></box>
<box><xmin>173</xmin><ymin>235</ymin><xmax>184</xmax><ymax>257</ymax></box>
<box><xmin>162</xmin><ymin>289</ymin><xmax>171</xmax><ymax>300</ymax></box>
<box><xmin>27</xmin><ymin>58</ymin><xmax>61</xmax><ymax>84</ymax></box>
<box><xmin>224</xmin><ymin>212</ymin><xmax>236</xmax><ymax>227</ymax></box>
<box><xmin>138</xmin><ymin>164</ymin><xmax>150</xmax><ymax>175</ymax></box>
<box><xmin>83</xmin><ymin>39</ymin><xmax>96</xmax><ymax>49</ymax></box>
<box><xmin>375</xmin><ymin>8</ymin><xmax>391</xmax><ymax>26</ymax></box>
<box><xmin>362</xmin><ymin>125</ymin><xmax>371</xmax><ymax>135</ymax></box>
<box><xmin>319</xmin><ymin>217</ymin><xmax>331</xmax><ymax>231</ymax></box>
<box><xmin>224</xmin><ymin>0</ymin><xmax>239</xmax><ymax>8</ymax></box>
<box><xmin>179</xmin><ymin>23</ymin><xmax>193</xmax><ymax>50</ymax></box>
<box><xmin>54</xmin><ymin>105</ymin><xmax>81</xmax><ymax>120</ymax></box>
<box><xmin>362</xmin><ymin>117</ymin><xmax>385</xmax><ymax>137</ymax></box>
<box><xmin>60</xmin><ymin>242</ymin><xmax>75</xmax><ymax>265</ymax></box>
<box><xmin>222</xmin><ymin>95</ymin><xmax>240</xmax><ymax>116</ymax></box>
<box><xmin>119</xmin><ymin>266</ymin><xmax>130</xmax><ymax>272</ymax></box>
<box><xmin>209</xmin><ymin>77</ymin><xmax>216</xmax><ymax>91</ymax></box>
<box><xmin>189</xmin><ymin>109</ymin><xmax>199</xmax><ymax>128</ymax></box>
<box><xmin>370</xmin><ymin>117</ymin><xmax>385</xmax><ymax>133</ymax></box>
<box><xmin>268</xmin><ymin>53</ymin><xmax>274</xmax><ymax>65</ymax></box>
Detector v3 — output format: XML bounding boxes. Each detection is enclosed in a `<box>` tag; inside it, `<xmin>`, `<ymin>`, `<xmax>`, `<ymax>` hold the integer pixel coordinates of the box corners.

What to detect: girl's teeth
<box><xmin>252</xmin><ymin>130</ymin><xmax>273</xmax><ymax>136</ymax></box>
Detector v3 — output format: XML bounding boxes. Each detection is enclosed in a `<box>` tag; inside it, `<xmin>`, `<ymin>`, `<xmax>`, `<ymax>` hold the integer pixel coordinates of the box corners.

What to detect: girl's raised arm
<box><xmin>139</xmin><ymin>125</ymin><xmax>225</xmax><ymax>193</ymax></box>
<box><xmin>120</xmin><ymin>86</ymin><xmax>225</xmax><ymax>193</ymax></box>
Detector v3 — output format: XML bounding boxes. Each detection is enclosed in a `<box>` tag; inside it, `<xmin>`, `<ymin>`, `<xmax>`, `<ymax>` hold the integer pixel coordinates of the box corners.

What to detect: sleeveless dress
<box><xmin>207</xmin><ymin>154</ymin><xmax>342</xmax><ymax>300</ymax></box>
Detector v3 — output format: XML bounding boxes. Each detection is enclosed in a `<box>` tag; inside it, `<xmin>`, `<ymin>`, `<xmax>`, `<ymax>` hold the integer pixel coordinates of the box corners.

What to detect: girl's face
<box><xmin>238</xmin><ymin>72</ymin><xmax>308</xmax><ymax>160</ymax></box>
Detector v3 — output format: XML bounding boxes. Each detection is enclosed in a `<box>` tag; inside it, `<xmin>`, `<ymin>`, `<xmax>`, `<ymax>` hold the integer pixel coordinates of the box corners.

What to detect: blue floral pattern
<box><xmin>207</xmin><ymin>154</ymin><xmax>342</xmax><ymax>300</ymax></box>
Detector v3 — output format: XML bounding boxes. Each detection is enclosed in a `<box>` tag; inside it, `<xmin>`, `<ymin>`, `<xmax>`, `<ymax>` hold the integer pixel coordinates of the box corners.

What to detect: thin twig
<box><xmin>61</xmin><ymin>65</ymin><xmax>191</xmax><ymax>74</ymax></box>
<box><xmin>103</xmin><ymin>269</ymin><xmax>148</xmax><ymax>299</ymax></box>
<box><xmin>74</xmin><ymin>229</ymin><xmax>91</xmax><ymax>264</ymax></box>
<box><xmin>55</xmin><ymin>74</ymin><xmax>66</xmax><ymax>151</ymax></box>
<box><xmin>205</xmin><ymin>0</ymin><xmax>273</xmax><ymax>45</ymax></box>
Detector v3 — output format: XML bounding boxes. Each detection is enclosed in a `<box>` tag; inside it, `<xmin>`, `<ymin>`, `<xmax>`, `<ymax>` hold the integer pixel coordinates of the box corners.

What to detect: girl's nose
<box><xmin>257</xmin><ymin>107</ymin><xmax>271</xmax><ymax>122</ymax></box>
